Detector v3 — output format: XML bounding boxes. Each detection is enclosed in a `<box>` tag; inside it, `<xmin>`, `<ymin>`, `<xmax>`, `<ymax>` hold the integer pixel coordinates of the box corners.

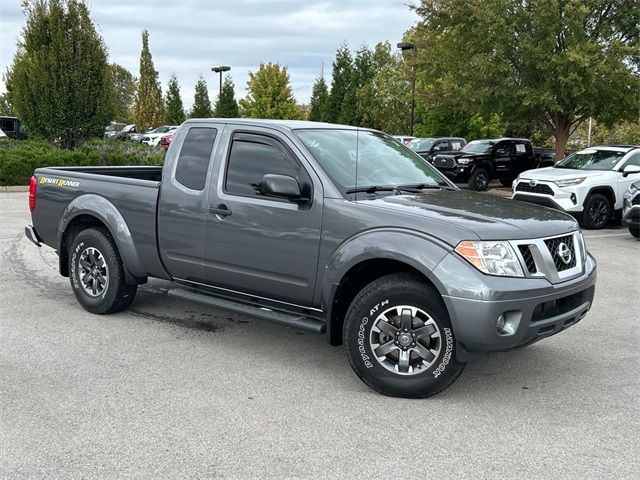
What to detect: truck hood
<box><xmin>435</xmin><ymin>151</ymin><xmax>488</xmax><ymax>160</ymax></box>
<box><xmin>519</xmin><ymin>167</ymin><xmax>606</xmax><ymax>181</ymax></box>
<box><xmin>359</xmin><ymin>190</ymin><xmax>577</xmax><ymax>243</ymax></box>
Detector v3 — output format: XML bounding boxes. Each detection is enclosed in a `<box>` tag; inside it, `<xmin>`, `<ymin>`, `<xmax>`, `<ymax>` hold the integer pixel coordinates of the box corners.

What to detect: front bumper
<box><xmin>438</xmin><ymin>167</ymin><xmax>471</xmax><ymax>183</ymax></box>
<box><xmin>622</xmin><ymin>200</ymin><xmax>640</xmax><ymax>229</ymax></box>
<box><xmin>431</xmin><ymin>251</ymin><xmax>597</xmax><ymax>360</ymax></box>
<box><xmin>512</xmin><ymin>180</ymin><xmax>584</xmax><ymax>213</ymax></box>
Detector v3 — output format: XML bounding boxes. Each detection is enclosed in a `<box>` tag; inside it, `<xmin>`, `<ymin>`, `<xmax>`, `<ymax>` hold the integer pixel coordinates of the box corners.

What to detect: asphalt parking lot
<box><xmin>1</xmin><ymin>191</ymin><xmax>638</xmax><ymax>479</ymax></box>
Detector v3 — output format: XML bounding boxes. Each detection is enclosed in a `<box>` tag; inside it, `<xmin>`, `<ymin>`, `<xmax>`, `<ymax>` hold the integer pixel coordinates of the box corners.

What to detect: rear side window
<box><xmin>175</xmin><ymin>127</ymin><xmax>217</xmax><ymax>190</ymax></box>
<box><xmin>623</xmin><ymin>151</ymin><xmax>640</xmax><ymax>168</ymax></box>
<box><xmin>225</xmin><ymin>133</ymin><xmax>305</xmax><ymax>198</ymax></box>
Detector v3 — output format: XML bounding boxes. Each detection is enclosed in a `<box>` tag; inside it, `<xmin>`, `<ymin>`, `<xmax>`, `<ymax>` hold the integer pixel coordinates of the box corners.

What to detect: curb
<box><xmin>1</xmin><ymin>186</ymin><xmax>30</xmax><ymax>192</ymax></box>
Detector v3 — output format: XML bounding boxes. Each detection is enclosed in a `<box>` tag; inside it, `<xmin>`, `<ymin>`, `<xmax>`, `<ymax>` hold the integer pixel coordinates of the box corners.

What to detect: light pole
<box><xmin>397</xmin><ymin>42</ymin><xmax>416</xmax><ymax>137</ymax></box>
<box><xmin>211</xmin><ymin>65</ymin><xmax>231</xmax><ymax>99</ymax></box>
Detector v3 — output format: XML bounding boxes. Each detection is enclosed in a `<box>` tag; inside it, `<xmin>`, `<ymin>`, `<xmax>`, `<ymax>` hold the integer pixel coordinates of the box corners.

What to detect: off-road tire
<box><xmin>69</xmin><ymin>227</ymin><xmax>137</xmax><ymax>314</ymax></box>
<box><xmin>468</xmin><ymin>168</ymin><xmax>490</xmax><ymax>191</ymax></box>
<box><xmin>343</xmin><ymin>273</ymin><xmax>466</xmax><ymax>398</ymax></box>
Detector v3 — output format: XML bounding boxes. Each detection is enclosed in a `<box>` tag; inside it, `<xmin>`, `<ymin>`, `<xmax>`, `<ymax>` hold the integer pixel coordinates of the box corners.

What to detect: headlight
<box><xmin>554</xmin><ymin>177</ymin><xmax>586</xmax><ymax>187</ymax></box>
<box><xmin>457</xmin><ymin>158</ymin><xmax>473</xmax><ymax>165</ymax></box>
<box><xmin>455</xmin><ymin>241</ymin><xmax>524</xmax><ymax>277</ymax></box>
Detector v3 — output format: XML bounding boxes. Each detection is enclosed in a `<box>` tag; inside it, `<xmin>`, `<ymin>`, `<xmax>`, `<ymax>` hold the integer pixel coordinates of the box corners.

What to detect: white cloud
<box><xmin>0</xmin><ymin>0</ymin><xmax>417</xmax><ymax>108</ymax></box>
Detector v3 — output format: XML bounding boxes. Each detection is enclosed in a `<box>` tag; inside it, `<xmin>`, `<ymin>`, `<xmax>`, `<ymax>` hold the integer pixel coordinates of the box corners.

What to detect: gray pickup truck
<box><xmin>25</xmin><ymin>119</ymin><xmax>597</xmax><ymax>398</ymax></box>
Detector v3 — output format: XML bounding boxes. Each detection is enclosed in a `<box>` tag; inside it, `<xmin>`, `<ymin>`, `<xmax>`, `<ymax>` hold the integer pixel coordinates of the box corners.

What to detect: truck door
<box><xmin>157</xmin><ymin>124</ymin><xmax>221</xmax><ymax>283</ymax></box>
<box><xmin>493</xmin><ymin>140</ymin><xmax>515</xmax><ymax>179</ymax></box>
<box><xmin>513</xmin><ymin>140</ymin><xmax>536</xmax><ymax>175</ymax></box>
<box><xmin>203</xmin><ymin>127</ymin><xmax>322</xmax><ymax>306</ymax></box>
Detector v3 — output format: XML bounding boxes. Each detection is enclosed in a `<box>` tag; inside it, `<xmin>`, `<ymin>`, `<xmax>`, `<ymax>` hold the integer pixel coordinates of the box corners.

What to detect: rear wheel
<box><xmin>343</xmin><ymin>273</ymin><xmax>465</xmax><ymax>398</ymax></box>
<box><xmin>468</xmin><ymin>168</ymin><xmax>490</xmax><ymax>191</ymax></box>
<box><xmin>69</xmin><ymin>227</ymin><xmax>137</xmax><ymax>314</ymax></box>
<box><xmin>581</xmin><ymin>193</ymin><xmax>611</xmax><ymax>229</ymax></box>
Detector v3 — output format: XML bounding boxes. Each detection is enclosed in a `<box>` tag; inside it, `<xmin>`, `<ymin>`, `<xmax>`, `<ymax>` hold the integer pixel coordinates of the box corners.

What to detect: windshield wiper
<box><xmin>396</xmin><ymin>183</ymin><xmax>455</xmax><ymax>191</ymax></box>
<box><xmin>346</xmin><ymin>185</ymin><xmax>397</xmax><ymax>194</ymax></box>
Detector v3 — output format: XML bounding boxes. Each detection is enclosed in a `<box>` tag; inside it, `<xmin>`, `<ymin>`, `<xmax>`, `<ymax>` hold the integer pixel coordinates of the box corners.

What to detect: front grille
<box><xmin>532</xmin><ymin>286</ymin><xmax>594</xmax><ymax>323</ymax></box>
<box><xmin>518</xmin><ymin>245</ymin><xmax>537</xmax><ymax>274</ymax></box>
<box><xmin>515</xmin><ymin>182</ymin><xmax>554</xmax><ymax>196</ymax></box>
<box><xmin>544</xmin><ymin>235</ymin><xmax>576</xmax><ymax>271</ymax></box>
<box><xmin>433</xmin><ymin>156</ymin><xmax>456</xmax><ymax>169</ymax></box>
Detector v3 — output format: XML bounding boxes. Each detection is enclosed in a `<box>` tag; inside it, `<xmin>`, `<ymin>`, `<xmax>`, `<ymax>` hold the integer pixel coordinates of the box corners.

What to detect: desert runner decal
<box><xmin>39</xmin><ymin>176</ymin><xmax>80</xmax><ymax>188</ymax></box>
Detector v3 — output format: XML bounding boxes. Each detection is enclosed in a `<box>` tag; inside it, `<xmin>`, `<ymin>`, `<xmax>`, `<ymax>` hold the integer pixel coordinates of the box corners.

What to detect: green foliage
<box><xmin>191</xmin><ymin>76</ymin><xmax>213</xmax><ymax>118</ymax></box>
<box><xmin>413</xmin><ymin>0</ymin><xmax>640</xmax><ymax>158</ymax></box>
<box><xmin>133</xmin><ymin>30</ymin><xmax>164</xmax><ymax>131</ymax></box>
<box><xmin>308</xmin><ymin>75</ymin><xmax>330</xmax><ymax>122</ymax></box>
<box><xmin>215</xmin><ymin>75</ymin><xmax>239</xmax><ymax>118</ymax></box>
<box><xmin>327</xmin><ymin>43</ymin><xmax>354</xmax><ymax>123</ymax></box>
<box><xmin>0</xmin><ymin>94</ymin><xmax>14</xmax><ymax>116</ymax></box>
<box><xmin>108</xmin><ymin>63</ymin><xmax>136</xmax><ymax>123</ymax></box>
<box><xmin>0</xmin><ymin>138</ymin><xmax>164</xmax><ymax>185</ymax></box>
<box><xmin>164</xmin><ymin>74</ymin><xmax>185</xmax><ymax>125</ymax></box>
<box><xmin>5</xmin><ymin>0</ymin><xmax>112</xmax><ymax>148</ymax></box>
<box><xmin>239</xmin><ymin>63</ymin><xmax>301</xmax><ymax>119</ymax></box>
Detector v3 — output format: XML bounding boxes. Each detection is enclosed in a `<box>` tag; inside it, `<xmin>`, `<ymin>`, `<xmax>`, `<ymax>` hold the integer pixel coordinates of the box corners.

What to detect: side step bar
<box><xmin>168</xmin><ymin>288</ymin><xmax>326</xmax><ymax>334</ymax></box>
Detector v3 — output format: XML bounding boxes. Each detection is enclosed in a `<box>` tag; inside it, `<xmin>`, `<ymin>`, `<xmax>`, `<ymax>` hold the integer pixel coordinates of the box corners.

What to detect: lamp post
<box><xmin>397</xmin><ymin>42</ymin><xmax>416</xmax><ymax>137</ymax></box>
<box><xmin>211</xmin><ymin>65</ymin><xmax>231</xmax><ymax>98</ymax></box>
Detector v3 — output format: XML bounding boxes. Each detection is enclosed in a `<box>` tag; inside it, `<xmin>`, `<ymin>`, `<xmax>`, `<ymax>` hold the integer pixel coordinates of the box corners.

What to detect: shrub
<box><xmin>0</xmin><ymin>138</ymin><xmax>165</xmax><ymax>185</ymax></box>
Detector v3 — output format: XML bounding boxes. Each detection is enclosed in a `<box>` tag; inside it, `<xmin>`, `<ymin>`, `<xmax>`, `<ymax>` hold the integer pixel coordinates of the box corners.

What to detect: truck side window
<box><xmin>175</xmin><ymin>127</ymin><xmax>217</xmax><ymax>191</ymax></box>
<box><xmin>225</xmin><ymin>133</ymin><xmax>305</xmax><ymax>198</ymax></box>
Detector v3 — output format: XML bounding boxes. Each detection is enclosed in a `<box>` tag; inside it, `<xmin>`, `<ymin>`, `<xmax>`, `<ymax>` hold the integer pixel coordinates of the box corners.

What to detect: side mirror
<box><xmin>622</xmin><ymin>164</ymin><xmax>640</xmax><ymax>177</ymax></box>
<box><xmin>259</xmin><ymin>174</ymin><xmax>306</xmax><ymax>202</ymax></box>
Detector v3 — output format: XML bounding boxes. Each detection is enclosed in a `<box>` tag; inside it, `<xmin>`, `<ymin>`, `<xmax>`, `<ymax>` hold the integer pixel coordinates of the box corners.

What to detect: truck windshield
<box><xmin>295</xmin><ymin>129</ymin><xmax>451</xmax><ymax>193</ymax></box>
<box><xmin>462</xmin><ymin>141</ymin><xmax>494</xmax><ymax>153</ymax></box>
<box><xmin>555</xmin><ymin>149</ymin><xmax>625</xmax><ymax>171</ymax></box>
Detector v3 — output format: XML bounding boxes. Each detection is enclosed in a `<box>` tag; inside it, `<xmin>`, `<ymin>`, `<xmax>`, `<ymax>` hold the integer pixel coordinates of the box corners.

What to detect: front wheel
<box><xmin>343</xmin><ymin>273</ymin><xmax>465</xmax><ymax>398</ymax></box>
<box><xmin>581</xmin><ymin>193</ymin><xmax>611</xmax><ymax>229</ymax></box>
<box><xmin>468</xmin><ymin>168</ymin><xmax>490</xmax><ymax>191</ymax></box>
<box><xmin>629</xmin><ymin>226</ymin><xmax>640</xmax><ymax>239</ymax></box>
<box><xmin>69</xmin><ymin>227</ymin><xmax>137</xmax><ymax>314</ymax></box>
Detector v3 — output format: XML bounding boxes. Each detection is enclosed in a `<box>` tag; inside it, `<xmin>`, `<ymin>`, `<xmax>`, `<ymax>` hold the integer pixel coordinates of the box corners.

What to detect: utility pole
<box><xmin>211</xmin><ymin>65</ymin><xmax>231</xmax><ymax>99</ymax></box>
<box><xmin>397</xmin><ymin>42</ymin><xmax>417</xmax><ymax>137</ymax></box>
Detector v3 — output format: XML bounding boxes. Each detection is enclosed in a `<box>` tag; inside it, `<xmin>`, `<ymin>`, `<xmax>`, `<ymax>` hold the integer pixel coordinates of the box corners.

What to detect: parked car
<box><xmin>141</xmin><ymin>126</ymin><xmax>178</xmax><ymax>146</ymax></box>
<box><xmin>392</xmin><ymin>135</ymin><xmax>416</xmax><ymax>146</ymax></box>
<box><xmin>409</xmin><ymin>137</ymin><xmax>466</xmax><ymax>162</ymax></box>
<box><xmin>0</xmin><ymin>128</ymin><xmax>6</xmax><ymax>138</ymax></box>
<box><xmin>115</xmin><ymin>124</ymin><xmax>136</xmax><ymax>141</ymax></box>
<box><xmin>159</xmin><ymin>134</ymin><xmax>174</xmax><ymax>151</ymax></box>
<box><xmin>622</xmin><ymin>180</ymin><xmax>640</xmax><ymax>238</ymax></box>
<box><xmin>512</xmin><ymin>145</ymin><xmax>640</xmax><ymax>229</ymax></box>
<box><xmin>0</xmin><ymin>116</ymin><xmax>28</xmax><ymax>139</ymax></box>
<box><xmin>25</xmin><ymin>119</ymin><xmax>597</xmax><ymax>398</ymax></box>
<box><xmin>432</xmin><ymin>138</ymin><xmax>555</xmax><ymax>191</ymax></box>
<box><xmin>103</xmin><ymin>122</ymin><xmax>127</xmax><ymax>140</ymax></box>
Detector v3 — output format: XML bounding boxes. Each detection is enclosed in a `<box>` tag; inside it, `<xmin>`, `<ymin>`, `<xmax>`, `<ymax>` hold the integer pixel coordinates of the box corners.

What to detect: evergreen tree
<box><xmin>191</xmin><ymin>76</ymin><xmax>213</xmax><ymax>118</ymax></box>
<box><xmin>351</xmin><ymin>45</ymin><xmax>375</xmax><ymax>126</ymax></box>
<box><xmin>164</xmin><ymin>74</ymin><xmax>185</xmax><ymax>124</ymax></box>
<box><xmin>239</xmin><ymin>63</ymin><xmax>301</xmax><ymax>119</ymax></box>
<box><xmin>308</xmin><ymin>75</ymin><xmax>329</xmax><ymax>122</ymax></box>
<box><xmin>133</xmin><ymin>30</ymin><xmax>164</xmax><ymax>131</ymax></box>
<box><xmin>327</xmin><ymin>43</ymin><xmax>354</xmax><ymax>124</ymax></box>
<box><xmin>215</xmin><ymin>75</ymin><xmax>239</xmax><ymax>118</ymax></box>
<box><xmin>6</xmin><ymin>0</ymin><xmax>112</xmax><ymax>147</ymax></box>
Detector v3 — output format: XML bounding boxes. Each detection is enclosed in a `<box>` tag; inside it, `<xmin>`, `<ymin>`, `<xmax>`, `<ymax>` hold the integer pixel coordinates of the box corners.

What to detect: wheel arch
<box><xmin>58</xmin><ymin>194</ymin><xmax>146</xmax><ymax>284</ymax></box>
<box><xmin>322</xmin><ymin>230</ymin><xmax>451</xmax><ymax>346</ymax></box>
<box><xmin>583</xmin><ymin>186</ymin><xmax>616</xmax><ymax>209</ymax></box>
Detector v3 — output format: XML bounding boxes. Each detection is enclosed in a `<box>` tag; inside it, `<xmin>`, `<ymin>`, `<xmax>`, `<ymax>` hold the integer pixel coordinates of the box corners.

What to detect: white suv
<box><xmin>512</xmin><ymin>145</ymin><xmax>640</xmax><ymax>229</ymax></box>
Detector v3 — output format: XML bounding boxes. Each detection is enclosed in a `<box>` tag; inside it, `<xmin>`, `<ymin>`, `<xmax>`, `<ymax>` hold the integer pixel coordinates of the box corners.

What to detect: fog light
<box><xmin>497</xmin><ymin>311</ymin><xmax>521</xmax><ymax>336</ymax></box>
<box><xmin>496</xmin><ymin>315</ymin><xmax>506</xmax><ymax>331</ymax></box>
<box><xmin>570</xmin><ymin>193</ymin><xmax>577</xmax><ymax>204</ymax></box>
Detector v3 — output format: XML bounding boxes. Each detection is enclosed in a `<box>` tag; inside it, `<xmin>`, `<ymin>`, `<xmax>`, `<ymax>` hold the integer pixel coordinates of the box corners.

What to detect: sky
<box><xmin>0</xmin><ymin>0</ymin><xmax>418</xmax><ymax>109</ymax></box>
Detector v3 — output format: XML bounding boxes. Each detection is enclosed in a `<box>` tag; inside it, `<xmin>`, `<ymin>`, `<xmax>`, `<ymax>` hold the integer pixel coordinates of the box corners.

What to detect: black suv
<box><xmin>432</xmin><ymin>138</ymin><xmax>554</xmax><ymax>191</ymax></box>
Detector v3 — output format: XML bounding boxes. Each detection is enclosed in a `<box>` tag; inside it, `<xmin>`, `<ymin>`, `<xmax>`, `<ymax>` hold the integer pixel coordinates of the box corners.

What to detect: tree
<box><xmin>164</xmin><ymin>74</ymin><xmax>185</xmax><ymax>124</ymax></box>
<box><xmin>239</xmin><ymin>63</ymin><xmax>301</xmax><ymax>119</ymax></box>
<box><xmin>0</xmin><ymin>93</ymin><xmax>14</xmax><ymax>116</ymax></box>
<box><xmin>191</xmin><ymin>76</ymin><xmax>213</xmax><ymax>118</ymax></box>
<box><xmin>350</xmin><ymin>45</ymin><xmax>376</xmax><ymax>126</ymax></box>
<box><xmin>413</xmin><ymin>0</ymin><xmax>640</xmax><ymax>159</ymax></box>
<box><xmin>108</xmin><ymin>63</ymin><xmax>136</xmax><ymax>123</ymax></box>
<box><xmin>5</xmin><ymin>0</ymin><xmax>112</xmax><ymax>147</ymax></box>
<box><xmin>133</xmin><ymin>30</ymin><xmax>164</xmax><ymax>132</ymax></box>
<box><xmin>215</xmin><ymin>75</ymin><xmax>239</xmax><ymax>118</ymax></box>
<box><xmin>327</xmin><ymin>43</ymin><xmax>354</xmax><ymax>123</ymax></box>
<box><xmin>308</xmin><ymin>75</ymin><xmax>329</xmax><ymax>122</ymax></box>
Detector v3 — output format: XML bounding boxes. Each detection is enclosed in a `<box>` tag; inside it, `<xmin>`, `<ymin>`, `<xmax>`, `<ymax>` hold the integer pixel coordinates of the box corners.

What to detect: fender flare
<box><xmin>58</xmin><ymin>194</ymin><xmax>145</xmax><ymax>282</ymax></box>
<box><xmin>320</xmin><ymin>228</ymin><xmax>453</xmax><ymax>344</ymax></box>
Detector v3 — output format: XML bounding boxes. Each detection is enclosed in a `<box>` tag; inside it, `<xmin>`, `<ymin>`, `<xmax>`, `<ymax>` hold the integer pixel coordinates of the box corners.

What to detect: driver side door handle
<box><xmin>209</xmin><ymin>205</ymin><xmax>232</xmax><ymax>218</ymax></box>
